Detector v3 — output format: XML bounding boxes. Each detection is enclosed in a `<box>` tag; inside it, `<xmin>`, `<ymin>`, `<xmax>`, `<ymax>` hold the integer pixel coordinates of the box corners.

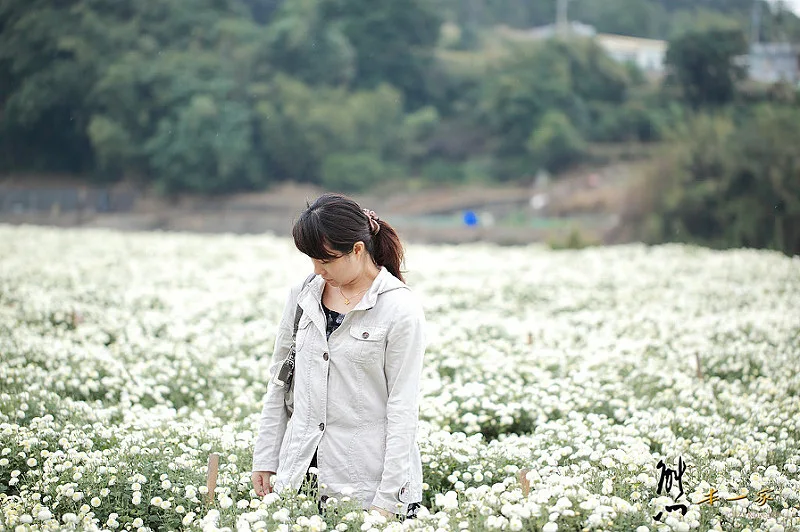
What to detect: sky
<box><xmin>770</xmin><ymin>0</ymin><xmax>800</xmax><ymax>14</ymax></box>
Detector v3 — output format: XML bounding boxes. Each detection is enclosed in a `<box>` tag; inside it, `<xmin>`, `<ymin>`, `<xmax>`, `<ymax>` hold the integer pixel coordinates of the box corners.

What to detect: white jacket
<box><xmin>252</xmin><ymin>266</ymin><xmax>426</xmax><ymax>514</ymax></box>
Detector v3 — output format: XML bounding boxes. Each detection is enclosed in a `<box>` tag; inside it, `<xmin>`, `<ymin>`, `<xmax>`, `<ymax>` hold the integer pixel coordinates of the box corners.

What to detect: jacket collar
<box><xmin>297</xmin><ymin>265</ymin><xmax>407</xmax><ymax>322</ymax></box>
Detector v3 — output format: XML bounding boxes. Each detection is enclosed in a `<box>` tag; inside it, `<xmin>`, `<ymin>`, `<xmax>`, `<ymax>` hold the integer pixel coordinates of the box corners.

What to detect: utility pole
<box><xmin>750</xmin><ymin>0</ymin><xmax>762</xmax><ymax>46</ymax></box>
<box><xmin>556</xmin><ymin>0</ymin><xmax>569</xmax><ymax>37</ymax></box>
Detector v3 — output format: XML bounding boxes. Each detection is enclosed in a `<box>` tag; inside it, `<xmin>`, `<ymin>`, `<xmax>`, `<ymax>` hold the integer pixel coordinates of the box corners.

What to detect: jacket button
<box><xmin>323</xmin><ymin>352</ymin><xmax>329</xmax><ymax>361</ymax></box>
<box><xmin>319</xmin><ymin>423</ymin><xmax>325</xmax><ymax>431</ymax></box>
<box><xmin>362</xmin><ymin>331</ymin><xmax>370</xmax><ymax>339</ymax></box>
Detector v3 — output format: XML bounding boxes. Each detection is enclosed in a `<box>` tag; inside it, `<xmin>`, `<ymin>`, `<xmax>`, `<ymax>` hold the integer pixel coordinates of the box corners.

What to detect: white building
<box><xmin>510</xmin><ymin>22</ymin><xmax>667</xmax><ymax>75</ymax></box>
<box><xmin>744</xmin><ymin>43</ymin><xmax>800</xmax><ymax>84</ymax></box>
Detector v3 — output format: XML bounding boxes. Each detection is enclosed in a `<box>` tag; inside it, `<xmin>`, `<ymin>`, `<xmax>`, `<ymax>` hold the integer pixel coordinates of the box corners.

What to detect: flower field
<box><xmin>1</xmin><ymin>224</ymin><xmax>799</xmax><ymax>532</ymax></box>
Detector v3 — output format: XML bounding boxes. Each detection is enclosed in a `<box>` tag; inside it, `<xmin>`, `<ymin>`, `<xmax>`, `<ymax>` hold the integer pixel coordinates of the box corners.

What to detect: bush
<box><xmin>621</xmin><ymin>105</ymin><xmax>800</xmax><ymax>255</ymax></box>
<box><xmin>419</xmin><ymin>158</ymin><xmax>465</xmax><ymax>184</ymax></box>
<box><xmin>526</xmin><ymin>110</ymin><xmax>587</xmax><ymax>172</ymax></box>
<box><xmin>589</xmin><ymin>102</ymin><xmax>665</xmax><ymax>143</ymax></box>
<box><xmin>320</xmin><ymin>152</ymin><xmax>401</xmax><ymax>192</ymax></box>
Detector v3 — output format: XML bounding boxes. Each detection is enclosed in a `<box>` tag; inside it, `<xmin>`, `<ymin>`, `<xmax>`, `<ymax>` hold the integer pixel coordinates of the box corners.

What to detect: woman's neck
<box><xmin>343</xmin><ymin>264</ymin><xmax>380</xmax><ymax>291</ymax></box>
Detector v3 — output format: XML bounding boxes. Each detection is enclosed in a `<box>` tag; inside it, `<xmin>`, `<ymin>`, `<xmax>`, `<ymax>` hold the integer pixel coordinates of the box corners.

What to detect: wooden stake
<box><xmin>206</xmin><ymin>453</ymin><xmax>220</xmax><ymax>505</ymax></box>
<box><xmin>694</xmin><ymin>352</ymin><xmax>704</xmax><ymax>380</ymax></box>
<box><xmin>519</xmin><ymin>468</ymin><xmax>530</xmax><ymax>496</ymax></box>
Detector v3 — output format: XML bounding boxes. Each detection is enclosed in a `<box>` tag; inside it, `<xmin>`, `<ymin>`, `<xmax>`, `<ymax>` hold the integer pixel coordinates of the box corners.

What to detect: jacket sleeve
<box><xmin>252</xmin><ymin>286</ymin><xmax>298</xmax><ymax>473</ymax></box>
<box><xmin>370</xmin><ymin>300</ymin><xmax>427</xmax><ymax>514</ymax></box>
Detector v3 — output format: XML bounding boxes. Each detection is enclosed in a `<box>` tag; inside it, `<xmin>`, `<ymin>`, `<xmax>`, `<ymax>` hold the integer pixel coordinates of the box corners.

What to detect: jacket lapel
<box><xmin>297</xmin><ymin>275</ymin><xmax>327</xmax><ymax>337</ymax></box>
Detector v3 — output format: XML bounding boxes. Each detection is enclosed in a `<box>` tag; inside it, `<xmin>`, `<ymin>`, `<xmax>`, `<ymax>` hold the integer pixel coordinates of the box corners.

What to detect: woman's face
<box><xmin>311</xmin><ymin>243</ymin><xmax>364</xmax><ymax>287</ymax></box>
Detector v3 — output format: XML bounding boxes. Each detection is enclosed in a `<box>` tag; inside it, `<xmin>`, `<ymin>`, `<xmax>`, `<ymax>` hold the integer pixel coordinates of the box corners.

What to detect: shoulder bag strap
<box><xmin>291</xmin><ymin>273</ymin><xmax>317</xmax><ymax>340</ymax></box>
<box><xmin>287</xmin><ymin>273</ymin><xmax>317</xmax><ymax>391</ymax></box>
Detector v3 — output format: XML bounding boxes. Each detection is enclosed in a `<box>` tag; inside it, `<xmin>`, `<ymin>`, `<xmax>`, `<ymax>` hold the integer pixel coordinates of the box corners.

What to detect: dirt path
<box><xmin>1</xmin><ymin>161</ymin><xmax>646</xmax><ymax>245</ymax></box>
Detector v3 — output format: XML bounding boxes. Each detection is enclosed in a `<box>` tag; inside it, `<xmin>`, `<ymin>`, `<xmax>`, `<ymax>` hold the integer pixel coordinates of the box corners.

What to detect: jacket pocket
<box><xmin>346</xmin><ymin>325</ymin><xmax>388</xmax><ymax>364</ymax></box>
<box><xmin>346</xmin><ymin>421</ymin><xmax>386</xmax><ymax>482</ymax></box>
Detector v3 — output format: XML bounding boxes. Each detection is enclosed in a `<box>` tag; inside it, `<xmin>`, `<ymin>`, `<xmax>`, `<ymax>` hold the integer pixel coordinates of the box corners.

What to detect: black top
<box><xmin>321</xmin><ymin>301</ymin><xmax>345</xmax><ymax>340</ymax></box>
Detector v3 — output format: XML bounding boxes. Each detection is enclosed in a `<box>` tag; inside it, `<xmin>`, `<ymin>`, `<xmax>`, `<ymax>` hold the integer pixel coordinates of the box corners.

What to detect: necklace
<box><xmin>338</xmin><ymin>284</ymin><xmax>368</xmax><ymax>305</ymax></box>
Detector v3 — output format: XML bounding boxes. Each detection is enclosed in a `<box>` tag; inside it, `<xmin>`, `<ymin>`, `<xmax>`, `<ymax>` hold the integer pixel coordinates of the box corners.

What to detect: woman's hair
<box><xmin>292</xmin><ymin>193</ymin><xmax>406</xmax><ymax>283</ymax></box>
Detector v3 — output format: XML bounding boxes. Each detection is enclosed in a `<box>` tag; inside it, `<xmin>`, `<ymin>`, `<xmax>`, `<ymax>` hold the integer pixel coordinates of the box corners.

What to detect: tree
<box><xmin>265</xmin><ymin>0</ymin><xmax>356</xmax><ymax>86</ymax></box>
<box><xmin>664</xmin><ymin>27</ymin><xmax>748</xmax><ymax>108</ymax></box>
<box><xmin>628</xmin><ymin>106</ymin><xmax>800</xmax><ymax>256</ymax></box>
<box><xmin>526</xmin><ymin>110</ymin><xmax>586</xmax><ymax>172</ymax></box>
<box><xmin>478</xmin><ymin>38</ymin><xmax>630</xmax><ymax>158</ymax></box>
<box><xmin>324</xmin><ymin>0</ymin><xmax>443</xmax><ymax>109</ymax></box>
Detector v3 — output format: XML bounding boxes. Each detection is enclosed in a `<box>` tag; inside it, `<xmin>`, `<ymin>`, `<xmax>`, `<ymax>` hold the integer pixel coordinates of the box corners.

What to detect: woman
<box><xmin>251</xmin><ymin>193</ymin><xmax>426</xmax><ymax>519</ymax></box>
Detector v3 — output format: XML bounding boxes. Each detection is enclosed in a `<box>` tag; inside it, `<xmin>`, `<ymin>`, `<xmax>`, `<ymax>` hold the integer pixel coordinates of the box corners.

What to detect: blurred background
<box><xmin>1</xmin><ymin>0</ymin><xmax>798</xmax><ymax>254</ymax></box>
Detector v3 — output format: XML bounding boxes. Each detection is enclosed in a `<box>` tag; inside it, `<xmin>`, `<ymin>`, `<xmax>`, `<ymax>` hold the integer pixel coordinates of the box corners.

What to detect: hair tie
<box><xmin>362</xmin><ymin>208</ymin><xmax>381</xmax><ymax>235</ymax></box>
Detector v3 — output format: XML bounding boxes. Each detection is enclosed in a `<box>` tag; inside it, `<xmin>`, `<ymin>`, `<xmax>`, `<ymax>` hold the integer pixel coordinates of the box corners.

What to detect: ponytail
<box><xmin>371</xmin><ymin>219</ymin><xmax>406</xmax><ymax>284</ymax></box>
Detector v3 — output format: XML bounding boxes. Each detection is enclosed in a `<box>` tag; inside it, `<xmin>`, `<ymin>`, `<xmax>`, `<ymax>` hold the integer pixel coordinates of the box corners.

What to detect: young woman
<box><xmin>251</xmin><ymin>193</ymin><xmax>426</xmax><ymax>519</ymax></box>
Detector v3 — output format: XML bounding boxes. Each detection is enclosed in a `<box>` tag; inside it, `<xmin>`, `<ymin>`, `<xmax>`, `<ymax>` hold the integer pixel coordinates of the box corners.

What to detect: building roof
<box><xmin>595</xmin><ymin>33</ymin><xmax>667</xmax><ymax>52</ymax></box>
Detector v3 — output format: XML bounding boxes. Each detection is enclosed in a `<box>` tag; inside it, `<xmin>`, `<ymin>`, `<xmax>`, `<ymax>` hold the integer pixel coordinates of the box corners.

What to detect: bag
<box><xmin>271</xmin><ymin>273</ymin><xmax>316</xmax><ymax>417</ymax></box>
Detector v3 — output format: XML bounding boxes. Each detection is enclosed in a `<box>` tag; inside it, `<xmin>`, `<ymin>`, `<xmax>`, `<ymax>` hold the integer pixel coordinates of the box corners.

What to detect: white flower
<box><xmin>435</xmin><ymin>491</ymin><xmax>459</xmax><ymax>510</ymax></box>
<box><xmin>272</xmin><ymin>508</ymin><xmax>290</xmax><ymax>522</ymax></box>
<box><xmin>262</xmin><ymin>492</ymin><xmax>280</xmax><ymax>505</ymax></box>
<box><xmin>91</xmin><ymin>497</ymin><xmax>101</xmax><ymax>507</ymax></box>
<box><xmin>543</xmin><ymin>523</ymin><xmax>558</xmax><ymax>532</ymax></box>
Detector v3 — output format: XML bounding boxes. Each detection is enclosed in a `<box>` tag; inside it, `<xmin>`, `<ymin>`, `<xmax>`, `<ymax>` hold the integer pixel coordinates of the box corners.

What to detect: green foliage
<box><xmin>0</xmin><ymin>0</ymin><xmax>437</xmax><ymax>191</ymax></box>
<box><xmin>526</xmin><ymin>110</ymin><xmax>586</xmax><ymax>172</ymax></box>
<box><xmin>145</xmin><ymin>97</ymin><xmax>260</xmax><ymax>193</ymax></box>
<box><xmin>631</xmin><ymin>105</ymin><xmax>800</xmax><ymax>256</ymax></box>
<box><xmin>264</xmin><ymin>0</ymin><xmax>355</xmax><ymax>86</ymax></box>
<box><xmin>87</xmin><ymin>115</ymin><xmax>134</xmax><ymax>179</ymax></box>
<box><xmin>321</xmin><ymin>152</ymin><xmax>398</xmax><ymax>191</ymax></box>
<box><xmin>256</xmin><ymin>77</ymin><xmax>407</xmax><ymax>186</ymax></box>
<box><xmin>588</xmin><ymin>101</ymin><xmax>665</xmax><ymax>143</ymax></box>
<box><xmin>664</xmin><ymin>27</ymin><xmax>748</xmax><ymax>108</ymax></box>
<box><xmin>478</xmin><ymin>38</ymin><xmax>629</xmax><ymax>160</ymax></box>
<box><xmin>420</xmin><ymin>158</ymin><xmax>465</xmax><ymax>184</ymax></box>
<box><xmin>668</xmin><ymin>7</ymin><xmax>744</xmax><ymax>38</ymax></box>
<box><xmin>326</xmin><ymin>0</ymin><xmax>443</xmax><ymax>110</ymax></box>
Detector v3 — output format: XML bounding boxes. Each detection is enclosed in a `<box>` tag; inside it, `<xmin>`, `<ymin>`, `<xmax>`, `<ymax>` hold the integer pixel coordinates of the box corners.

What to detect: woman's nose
<box><xmin>313</xmin><ymin>262</ymin><xmax>325</xmax><ymax>276</ymax></box>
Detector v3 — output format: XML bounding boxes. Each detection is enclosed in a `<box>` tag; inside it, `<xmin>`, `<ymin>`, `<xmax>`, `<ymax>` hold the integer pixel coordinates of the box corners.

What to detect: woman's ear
<box><xmin>353</xmin><ymin>241</ymin><xmax>365</xmax><ymax>256</ymax></box>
